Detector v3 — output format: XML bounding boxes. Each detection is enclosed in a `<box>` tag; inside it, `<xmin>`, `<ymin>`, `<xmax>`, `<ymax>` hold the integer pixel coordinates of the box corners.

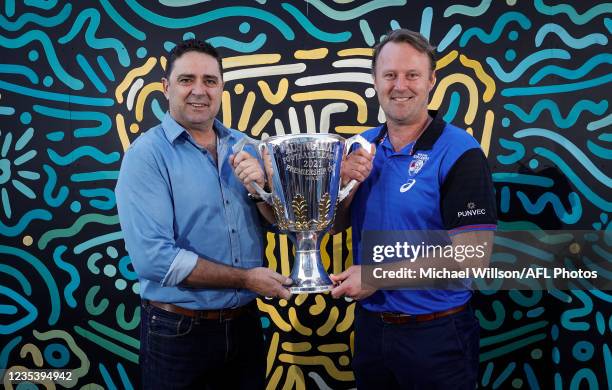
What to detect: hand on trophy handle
<box><xmin>262</xmin><ymin>146</ymin><xmax>274</xmax><ymax>188</ymax></box>
<box><xmin>244</xmin><ymin>267</ymin><xmax>292</xmax><ymax>300</ymax></box>
<box><xmin>231</xmin><ymin>137</ymin><xmax>272</xmax><ymax>202</ymax></box>
<box><xmin>231</xmin><ymin>151</ymin><xmax>266</xmax><ymax>195</ymax></box>
<box><xmin>330</xmin><ymin>265</ymin><xmax>376</xmax><ymax>300</ymax></box>
<box><xmin>340</xmin><ymin>147</ymin><xmax>374</xmax><ymax>186</ymax></box>
<box><xmin>338</xmin><ymin>139</ymin><xmax>375</xmax><ymax>202</ymax></box>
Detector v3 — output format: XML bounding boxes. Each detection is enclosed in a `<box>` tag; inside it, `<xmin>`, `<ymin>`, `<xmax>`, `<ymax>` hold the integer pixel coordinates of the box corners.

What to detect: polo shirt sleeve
<box><xmin>440</xmin><ymin>148</ymin><xmax>497</xmax><ymax>235</ymax></box>
<box><xmin>115</xmin><ymin>144</ymin><xmax>198</xmax><ymax>287</ymax></box>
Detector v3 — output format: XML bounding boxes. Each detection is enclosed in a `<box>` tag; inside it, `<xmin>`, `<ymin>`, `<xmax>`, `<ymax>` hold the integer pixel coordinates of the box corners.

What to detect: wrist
<box><xmin>238</xmin><ymin>268</ymin><xmax>251</xmax><ymax>289</ymax></box>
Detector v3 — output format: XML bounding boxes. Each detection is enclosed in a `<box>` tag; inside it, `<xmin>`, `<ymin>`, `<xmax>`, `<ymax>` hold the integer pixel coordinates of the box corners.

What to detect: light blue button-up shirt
<box><xmin>115</xmin><ymin>113</ymin><xmax>263</xmax><ymax>309</ymax></box>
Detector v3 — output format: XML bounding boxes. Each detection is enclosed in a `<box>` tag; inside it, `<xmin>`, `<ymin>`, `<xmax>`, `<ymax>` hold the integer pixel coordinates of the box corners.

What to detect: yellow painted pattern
<box><xmin>460</xmin><ymin>54</ymin><xmax>496</xmax><ymax>102</ymax></box>
<box><xmin>317</xmin><ymin>306</ymin><xmax>339</xmax><ymax>336</ymax></box>
<box><xmin>116</xmin><ymin>57</ymin><xmax>157</xmax><ymax>103</ymax></box>
<box><xmin>265</xmin><ymin>232</ymin><xmax>277</xmax><ymax>271</ymax></box>
<box><xmin>277</xmin><ymin>354</ymin><xmax>355</xmax><ymax>381</ymax></box>
<box><xmin>258</xmin><ymin>301</ymin><xmax>292</xmax><ymax>331</ymax></box>
<box><xmin>481</xmin><ymin>110</ymin><xmax>494</xmax><ymax>156</ymax></box>
<box><xmin>338</xmin><ymin>48</ymin><xmax>373</xmax><ymax>57</ymax></box>
<box><xmin>135</xmin><ymin>82</ymin><xmax>163</xmax><ymax>122</ymax></box>
<box><xmin>115</xmin><ymin>114</ymin><xmax>130</xmax><ymax>152</ymax></box>
<box><xmin>222</xmin><ymin>54</ymin><xmax>282</xmax><ymax>69</ymax></box>
<box><xmin>279</xmin><ymin>235</ymin><xmax>290</xmax><ymax>276</ymax></box>
<box><xmin>266</xmin><ymin>366</ymin><xmax>283</xmax><ymax>390</ymax></box>
<box><xmin>291</xmin><ymin>91</ymin><xmax>368</xmax><ymax>123</ymax></box>
<box><xmin>332</xmin><ymin>232</ymin><xmax>343</xmax><ymax>275</ymax></box>
<box><xmin>281</xmin><ymin>342</ymin><xmax>312</xmax><ymax>353</ymax></box>
<box><xmin>222</xmin><ymin>90</ymin><xmax>232</xmax><ymax>128</ymax></box>
<box><xmin>20</xmin><ymin>343</ymin><xmax>43</xmax><ymax>366</ymax></box>
<box><xmin>288</xmin><ymin>307</ymin><xmax>313</xmax><ymax>336</ymax></box>
<box><xmin>294</xmin><ymin>293</ymin><xmax>308</xmax><ymax>307</ymax></box>
<box><xmin>237</xmin><ymin>91</ymin><xmax>256</xmax><ymax>131</ymax></box>
<box><xmin>283</xmin><ymin>365</ymin><xmax>305</xmax><ymax>390</ymax></box>
<box><xmin>320</xmin><ymin>233</ymin><xmax>331</xmax><ymax>271</ymax></box>
<box><xmin>344</xmin><ymin>227</ymin><xmax>353</xmax><ymax>270</ymax></box>
<box><xmin>252</xmin><ymin>109</ymin><xmax>273</xmax><ymax>136</ymax></box>
<box><xmin>335</xmin><ymin>302</ymin><xmax>355</xmax><ymax>333</ymax></box>
<box><xmin>318</xmin><ymin>343</ymin><xmax>350</xmax><ymax>353</ymax></box>
<box><xmin>429</xmin><ymin>74</ymin><xmax>478</xmax><ymax>125</ymax></box>
<box><xmin>266</xmin><ymin>331</ymin><xmax>280</xmax><ymax>376</ymax></box>
<box><xmin>309</xmin><ymin>294</ymin><xmax>326</xmax><ymax>316</ymax></box>
<box><xmin>335</xmin><ymin>125</ymin><xmax>371</xmax><ymax>134</ymax></box>
<box><xmin>435</xmin><ymin>50</ymin><xmax>459</xmax><ymax>70</ymax></box>
<box><xmin>258</xmin><ymin>79</ymin><xmax>289</xmax><ymax>105</ymax></box>
<box><xmin>22</xmin><ymin>235</ymin><xmax>33</xmax><ymax>246</ymax></box>
<box><xmin>294</xmin><ymin>48</ymin><xmax>329</xmax><ymax>59</ymax></box>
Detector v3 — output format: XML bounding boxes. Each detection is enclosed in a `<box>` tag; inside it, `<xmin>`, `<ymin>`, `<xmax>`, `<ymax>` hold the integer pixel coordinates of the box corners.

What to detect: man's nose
<box><xmin>394</xmin><ymin>77</ymin><xmax>408</xmax><ymax>90</ymax></box>
<box><xmin>191</xmin><ymin>80</ymin><xmax>206</xmax><ymax>95</ymax></box>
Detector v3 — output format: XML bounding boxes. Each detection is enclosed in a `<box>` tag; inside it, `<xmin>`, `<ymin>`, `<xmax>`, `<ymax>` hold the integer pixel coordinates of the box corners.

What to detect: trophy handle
<box><xmin>231</xmin><ymin>137</ymin><xmax>272</xmax><ymax>203</ymax></box>
<box><xmin>338</xmin><ymin>134</ymin><xmax>373</xmax><ymax>202</ymax></box>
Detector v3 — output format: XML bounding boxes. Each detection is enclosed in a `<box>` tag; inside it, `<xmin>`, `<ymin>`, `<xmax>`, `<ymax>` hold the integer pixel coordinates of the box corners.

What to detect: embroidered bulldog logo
<box><xmin>408</xmin><ymin>159</ymin><xmax>424</xmax><ymax>176</ymax></box>
<box><xmin>408</xmin><ymin>153</ymin><xmax>429</xmax><ymax>176</ymax></box>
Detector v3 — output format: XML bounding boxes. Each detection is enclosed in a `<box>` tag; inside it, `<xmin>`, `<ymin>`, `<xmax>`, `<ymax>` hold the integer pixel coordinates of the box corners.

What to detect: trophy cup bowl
<box><xmin>233</xmin><ymin>133</ymin><xmax>371</xmax><ymax>294</ymax></box>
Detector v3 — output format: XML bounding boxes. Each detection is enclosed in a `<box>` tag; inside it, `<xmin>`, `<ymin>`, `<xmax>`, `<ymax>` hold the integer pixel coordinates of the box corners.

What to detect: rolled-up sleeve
<box><xmin>115</xmin><ymin>143</ymin><xmax>197</xmax><ymax>286</ymax></box>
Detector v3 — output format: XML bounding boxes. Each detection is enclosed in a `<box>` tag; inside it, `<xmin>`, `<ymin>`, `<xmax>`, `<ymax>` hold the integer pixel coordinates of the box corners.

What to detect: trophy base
<box><xmin>289</xmin><ymin>284</ymin><xmax>333</xmax><ymax>294</ymax></box>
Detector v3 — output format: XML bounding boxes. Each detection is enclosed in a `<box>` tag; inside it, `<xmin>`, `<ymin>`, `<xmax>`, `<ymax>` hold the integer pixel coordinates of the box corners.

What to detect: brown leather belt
<box><xmin>370</xmin><ymin>304</ymin><xmax>468</xmax><ymax>324</ymax></box>
<box><xmin>147</xmin><ymin>300</ymin><xmax>251</xmax><ymax>320</ymax></box>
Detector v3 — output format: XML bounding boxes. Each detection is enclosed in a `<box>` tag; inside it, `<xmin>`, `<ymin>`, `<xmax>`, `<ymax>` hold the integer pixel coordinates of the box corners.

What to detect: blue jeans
<box><xmin>352</xmin><ymin>304</ymin><xmax>480</xmax><ymax>390</ymax></box>
<box><xmin>140</xmin><ymin>301</ymin><xmax>265</xmax><ymax>390</ymax></box>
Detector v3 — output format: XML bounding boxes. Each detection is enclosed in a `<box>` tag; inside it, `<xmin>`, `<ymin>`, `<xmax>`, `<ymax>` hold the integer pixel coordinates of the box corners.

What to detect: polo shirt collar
<box><xmin>375</xmin><ymin>109</ymin><xmax>444</xmax><ymax>155</ymax></box>
<box><xmin>161</xmin><ymin>112</ymin><xmax>235</xmax><ymax>144</ymax></box>
<box><xmin>412</xmin><ymin>109</ymin><xmax>444</xmax><ymax>153</ymax></box>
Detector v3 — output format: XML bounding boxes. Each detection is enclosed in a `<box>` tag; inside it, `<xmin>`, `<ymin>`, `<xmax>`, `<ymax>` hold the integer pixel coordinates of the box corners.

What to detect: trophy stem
<box><xmin>288</xmin><ymin>231</ymin><xmax>333</xmax><ymax>294</ymax></box>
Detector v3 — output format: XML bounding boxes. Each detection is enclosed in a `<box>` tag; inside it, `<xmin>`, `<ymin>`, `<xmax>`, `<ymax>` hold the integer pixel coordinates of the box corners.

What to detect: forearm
<box><xmin>256</xmin><ymin>201</ymin><xmax>276</xmax><ymax>225</ymax></box>
<box><xmin>182</xmin><ymin>257</ymin><xmax>249</xmax><ymax>289</ymax></box>
<box><xmin>330</xmin><ymin>185</ymin><xmax>357</xmax><ymax>234</ymax></box>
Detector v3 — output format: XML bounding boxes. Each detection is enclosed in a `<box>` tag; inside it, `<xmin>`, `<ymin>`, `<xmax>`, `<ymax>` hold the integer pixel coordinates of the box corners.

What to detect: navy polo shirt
<box><xmin>351</xmin><ymin>111</ymin><xmax>497</xmax><ymax>314</ymax></box>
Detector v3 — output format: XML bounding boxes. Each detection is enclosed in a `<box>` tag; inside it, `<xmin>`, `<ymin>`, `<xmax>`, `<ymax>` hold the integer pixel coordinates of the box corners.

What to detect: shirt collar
<box><xmin>374</xmin><ymin>109</ymin><xmax>444</xmax><ymax>155</ymax></box>
<box><xmin>412</xmin><ymin>109</ymin><xmax>444</xmax><ymax>153</ymax></box>
<box><xmin>161</xmin><ymin>112</ymin><xmax>235</xmax><ymax>144</ymax></box>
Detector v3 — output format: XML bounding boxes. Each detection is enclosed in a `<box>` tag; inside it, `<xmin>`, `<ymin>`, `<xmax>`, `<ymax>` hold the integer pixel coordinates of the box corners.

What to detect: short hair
<box><xmin>165</xmin><ymin>39</ymin><xmax>223</xmax><ymax>79</ymax></box>
<box><xmin>372</xmin><ymin>29</ymin><xmax>437</xmax><ymax>74</ymax></box>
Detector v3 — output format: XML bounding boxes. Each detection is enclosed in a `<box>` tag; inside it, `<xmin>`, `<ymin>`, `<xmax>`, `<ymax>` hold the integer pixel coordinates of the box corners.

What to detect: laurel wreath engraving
<box><xmin>316</xmin><ymin>192</ymin><xmax>332</xmax><ymax>230</ymax></box>
<box><xmin>272</xmin><ymin>196</ymin><xmax>290</xmax><ymax>231</ymax></box>
<box><xmin>292</xmin><ymin>194</ymin><xmax>309</xmax><ymax>231</ymax></box>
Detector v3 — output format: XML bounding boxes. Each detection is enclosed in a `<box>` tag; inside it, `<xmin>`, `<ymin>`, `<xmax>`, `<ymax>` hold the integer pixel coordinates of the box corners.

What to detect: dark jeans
<box><xmin>140</xmin><ymin>301</ymin><xmax>265</xmax><ymax>390</ymax></box>
<box><xmin>352</xmin><ymin>304</ymin><xmax>480</xmax><ymax>390</ymax></box>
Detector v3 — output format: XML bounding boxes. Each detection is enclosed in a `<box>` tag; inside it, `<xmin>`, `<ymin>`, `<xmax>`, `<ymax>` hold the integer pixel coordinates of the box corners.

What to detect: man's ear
<box><xmin>429</xmin><ymin>70</ymin><xmax>437</xmax><ymax>92</ymax></box>
<box><xmin>162</xmin><ymin>78</ymin><xmax>169</xmax><ymax>99</ymax></box>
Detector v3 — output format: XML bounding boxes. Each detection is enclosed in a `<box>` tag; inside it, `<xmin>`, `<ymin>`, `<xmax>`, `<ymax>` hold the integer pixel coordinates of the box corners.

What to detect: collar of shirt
<box><xmin>161</xmin><ymin>112</ymin><xmax>236</xmax><ymax>146</ymax></box>
<box><xmin>373</xmin><ymin>110</ymin><xmax>444</xmax><ymax>156</ymax></box>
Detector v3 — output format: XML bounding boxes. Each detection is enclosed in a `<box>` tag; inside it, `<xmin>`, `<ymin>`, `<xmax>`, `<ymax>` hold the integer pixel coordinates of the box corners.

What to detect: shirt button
<box><xmin>234</xmin><ymin>258</ymin><xmax>239</xmax><ymax>263</ymax></box>
<box><xmin>225</xmin><ymin>200</ymin><xmax>230</xmax><ymax>205</ymax></box>
<box><xmin>231</xmin><ymin>228</ymin><xmax>236</xmax><ymax>233</ymax></box>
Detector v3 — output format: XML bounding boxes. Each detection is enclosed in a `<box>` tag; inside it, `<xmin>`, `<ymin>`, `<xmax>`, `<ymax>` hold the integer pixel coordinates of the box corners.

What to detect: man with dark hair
<box><xmin>116</xmin><ymin>39</ymin><xmax>290</xmax><ymax>389</ymax></box>
<box><xmin>331</xmin><ymin>29</ymin><xmax>496</xmax><ymax>389</ymax></box>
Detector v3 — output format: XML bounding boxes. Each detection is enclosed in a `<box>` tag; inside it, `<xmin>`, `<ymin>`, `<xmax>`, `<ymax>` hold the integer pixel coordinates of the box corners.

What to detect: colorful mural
<box><xmin>1</xmin><ymin>1</ymin><xmax>610</xmax><ymax>389</ymax></box>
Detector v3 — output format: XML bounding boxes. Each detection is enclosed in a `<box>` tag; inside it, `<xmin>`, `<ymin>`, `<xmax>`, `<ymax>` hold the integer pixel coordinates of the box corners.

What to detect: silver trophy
<box><xmin>233</xmin><ymin>133</ymin><xmax>371</xmax><ymax>293</ymax></box>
